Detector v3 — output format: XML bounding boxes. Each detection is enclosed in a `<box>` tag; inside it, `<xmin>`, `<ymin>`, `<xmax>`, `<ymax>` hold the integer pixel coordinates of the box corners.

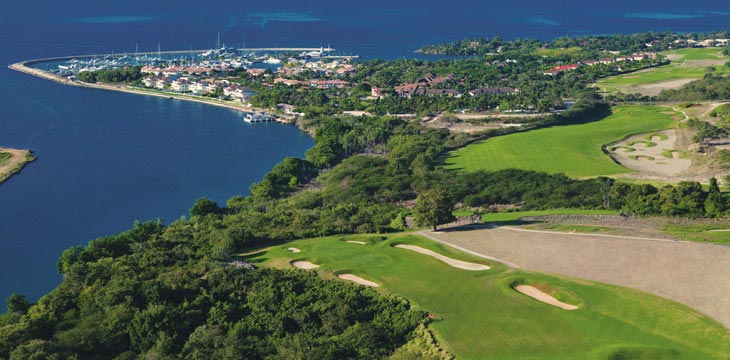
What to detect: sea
<box><xmin>1</xmin><ymin>0</ymin><xmax>729</xmax><ymax>307</ymax></box>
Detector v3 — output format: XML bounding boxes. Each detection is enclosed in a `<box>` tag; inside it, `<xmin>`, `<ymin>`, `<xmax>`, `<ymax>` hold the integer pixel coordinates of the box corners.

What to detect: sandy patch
<box><xmin>288</xmin><ymin>247</ymin><xmax>301</xmax><ymax>253</ymax></box>
<box><xmin>395</xmin><ymin>244</ymin><xmax>490</xmax><ymax>270</ymax></box>
<box><xmin>632</xmin><ymin>78</ymin><xmax>696</xmax><ymax>96</ymax></box>
<box><xmin>346</xmin><ymin>240</ymin><xmax>366</xmax><ymax>245</ymax></box>
<box><xmin>338</xmin><ymin>274</ymin><xmax>380</xmax><ymax>287</ymax></box>
<box><xmin>609</xmin><ymin>129</ymin><xmax>691</xmax><ymax>176</ymax></box>
<box><xmin>515</xmin><ymin>285</ymin><xmax>578</xmax><ymax>310</ymax></box>
<box><xmin>292</xmin><ymin>261</ymin><xmax>319</xmax><ymax>269</ymax></box>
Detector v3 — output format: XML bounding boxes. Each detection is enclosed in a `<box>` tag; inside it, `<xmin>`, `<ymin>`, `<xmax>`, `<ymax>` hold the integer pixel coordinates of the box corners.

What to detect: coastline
<box><xmin>7</xmin><ymin>60</ymin><xmax>292</xmax><ymax>125</ymax></box>
<box><xmin>0</xmin><ymin>148</ymin><xmax>36</xmax><ymax>184</ymax></box>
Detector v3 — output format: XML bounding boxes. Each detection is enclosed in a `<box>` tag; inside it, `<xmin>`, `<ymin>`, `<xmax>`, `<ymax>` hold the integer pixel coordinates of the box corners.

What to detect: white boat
<box><xmin>244</xmin><ymin>112</ymin><xmax>274</xmax><ymax>123</ymax></box>
<box><xmin>263</xmin><ymin>57</ymin><xmax>282</xmax><ymax>64</ymax></box>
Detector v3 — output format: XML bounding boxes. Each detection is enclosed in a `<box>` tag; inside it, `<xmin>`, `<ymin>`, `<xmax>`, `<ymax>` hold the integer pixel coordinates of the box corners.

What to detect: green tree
<box><xmin>189</xmin><ymin>197</ymin><xmax>220</xmax><ymax>217</ymax></box>
<box><xmin>705</xmin><ymin>177</ymin><xmax>726</xmax><ymax>217</ymax></box>
<box><xmin>6</xmin><ymin>293</ymin><xmax>30</xmax><ymax>314</ymax></box>
<box><xmin>414</xmin><ymin>188</ymin><xmax>455</xmax><ymax>231</ymax></box>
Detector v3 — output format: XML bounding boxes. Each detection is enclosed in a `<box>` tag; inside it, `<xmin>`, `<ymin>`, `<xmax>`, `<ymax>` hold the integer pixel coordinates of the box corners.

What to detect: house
<box><xmin>468</xmin><ymin>87</ymin><xmax>520</xmax><ymax>96</ymax></box>
<box><xmin>544</xmin><ymin>64</ymin><xmax>580</xmax><ymax>76</ymax></box>
<box><xmin>274</xmin><ymin>78</ymin><xmax>303</xmax><ymax>86</ymax></box>
<box><xmin>308</xmin><ymin>80</ymin><xmax>350</xmax><ymax>89</ymax></box>
<box><xmin>277</xmin><ymin>103</ymin><xmax>296</xmax><ymax>114</ymax></box>
<box><xmin>394</xmin><ymin>83</ymin><xmax>420</xmax><ymax>97</ymax></box>
<box><xmin>142</xmin><ymin>77</ymin><xmax>156</xmax><ymax>88</ymax></box>
<box><xmin>154</xmin><ymin>78</ymin><xmax>169</xmax><ymax>90</ymax></box>
<box><xmin>171</xmin><ymin>79</ymin><xmax>190</xmax><ymax>92</ymax></box>
<box><xmin>246</xmin><ymin>68</ymin><xmax>267</xmax><ymax>77</ymax></box>
<box><xmin>418</xmin><ymin>72</ymin><xmax>454</xmax><ymax>86</ymax></box>
<box><xmin>424</xmin><ymin>89</ymin><xmax>462</xmax><ymax>97</ymax></box>
<box><xmin>371</xmin><ymin>86</ymin><xmax>383</xmax><ymax>99</ymax></box>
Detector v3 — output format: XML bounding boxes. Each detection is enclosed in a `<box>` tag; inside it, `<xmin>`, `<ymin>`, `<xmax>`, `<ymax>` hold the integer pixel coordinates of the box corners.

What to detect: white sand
<box><xmin>292</xmin><ymin>261</ymin><xmax>319</xmax><ymax>269</ymax></box>
<box><xmin>288</xmin><ymin>247</ymin><xmax>301</xmax><ymax>253</ymax></box>
<box><xmin>337</xmin><ymin>274</ymin><xmax>380</xmax><ymax>287</ymax></box>
<box><xmin>515</xmin><ymin>285</ymin><xmax>578</xmax><ymax>310</ymax></box>
<box><xmin>395</xmin><ymin>244</ymin><xmax>490</xmax><ymax>270</ymax></box>
<box><xmin>346</xmin><ymin>240</ymin><xmax>366</xmax><ymax>245</ymax></box>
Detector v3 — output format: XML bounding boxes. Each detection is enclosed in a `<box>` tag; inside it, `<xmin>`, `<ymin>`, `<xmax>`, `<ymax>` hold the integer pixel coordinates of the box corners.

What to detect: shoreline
<box><xmin>8</xmin><ymin>60</ymin><xmax>293</xmax><ymax>125</ymax></box>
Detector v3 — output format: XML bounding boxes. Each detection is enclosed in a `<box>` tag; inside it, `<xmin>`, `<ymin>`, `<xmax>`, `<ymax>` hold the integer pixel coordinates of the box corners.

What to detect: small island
<box><xmin>0</xmin><ymin>148</ymin><xmax>36</xmax><ymax>183</ymax></box>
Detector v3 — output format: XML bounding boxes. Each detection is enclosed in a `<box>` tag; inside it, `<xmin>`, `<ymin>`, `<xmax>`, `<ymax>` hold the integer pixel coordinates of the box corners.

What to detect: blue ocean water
<box><xmin>0</xmin><ymin>0</ymin><xmax>728</xmax><ymax>306</ymax></box>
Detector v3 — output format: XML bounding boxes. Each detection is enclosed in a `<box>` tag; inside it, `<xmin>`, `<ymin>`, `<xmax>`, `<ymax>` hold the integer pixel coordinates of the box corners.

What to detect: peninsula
<box><xmin>0</xmin><ymin>148</ymin><xmax>35</xmax><ymax>183</ymax></box>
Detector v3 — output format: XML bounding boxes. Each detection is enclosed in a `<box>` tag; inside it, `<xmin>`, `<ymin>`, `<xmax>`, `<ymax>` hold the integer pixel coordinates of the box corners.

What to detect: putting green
<box><xmin>444</xmin><ymin>106</ymin><xmax>676</xmax><ymax>177</ymax></box>
<box><xmin>244</xmin><ymin>234</ymin><xmax>730</xmax><ymax>359</ymax></box>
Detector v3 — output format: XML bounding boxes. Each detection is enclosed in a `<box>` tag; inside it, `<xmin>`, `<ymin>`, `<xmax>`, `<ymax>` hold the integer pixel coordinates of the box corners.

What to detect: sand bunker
<box><xmin>338</xmin><ymin>274</ymin><xmax>380</xmax><ymax>287</ymax></box>
<box><xmin>346</xmin><ymin>240</ymin><xmax>366</xmax><ymax>245</ymax></box>
<box><xmin>609</xmin><ymin>129</ymin><xmax>691</xmax><ymax>176</ymax></box>
<box><xmin>288</xmin><ymin>247</ymin><xmax>301</xmax><ymax>253</ymax></box>
<box><xmin>515</xmin><ymin>285</ymin><xmax>578</xmax><ymax>310</ymax></box>
<box><xmin>292</xmin><ymin>261</ymin><xmax>319</xmax><ymax>269</ymax></box>
<box><xmin>395</xmin><ymin>244</ymin><xmax>490</xmax><ymax>270</ymax></box>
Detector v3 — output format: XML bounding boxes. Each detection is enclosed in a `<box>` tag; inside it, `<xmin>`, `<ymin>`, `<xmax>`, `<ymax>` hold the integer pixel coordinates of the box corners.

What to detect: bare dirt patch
<box><xmin>515</xmin><ymin>285</ymin><xmax>578</xmax><ymax>310</ymax></box>
<box><xmin>395</xmin><ymin>244</ymin><xmax>490</xmax><ymax>270</ymax></box>
<box><xmin>292</xmin><ymin>261</ymin><xmax>319</xmax><ymax>269</ymax></box>
<box><xmin>426</xmin><ymin>226</ymin><xmax>730</xmax><ymax>328</ymax></box>
<box><xmin>338</xmin><ymin>274</ymin><xmax>380</xmax><ymax>287</ymax></box>
<box><xmin>609</xmin><ymin>129</ymin><xmax>691</xmax><ymax>176</ymax></box>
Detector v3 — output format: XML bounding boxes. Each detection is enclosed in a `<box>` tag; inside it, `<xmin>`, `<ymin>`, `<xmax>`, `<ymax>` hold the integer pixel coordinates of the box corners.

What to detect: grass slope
<box><xmin>244</xmin><ymin>234</ymin><xmax>730</xmax><ymax>359</ymax></box>
<box><xmin>444</xmin><ymin>106</ymin><xmax>676</xmax><ymax>177</ymax></box>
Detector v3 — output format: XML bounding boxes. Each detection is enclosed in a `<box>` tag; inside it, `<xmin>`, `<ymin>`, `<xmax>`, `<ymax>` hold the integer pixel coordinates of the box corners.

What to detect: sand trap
<box><xmin>395</xmin><ymin>244</ymin><xmax>490</xmax><ymax>270</ymax></box>
<box><xmin>609</xmin><ymin>129</ymin><xmax>691</xmax><ymax>176</ymax></box>
<box><xmin>338</xmin><ymin>274</ymin><xmax>380</xmax><ymax>287</ymax></box>
<box><xmin>292</xmin><ymin>261</ymin><xmax>319</xmax><ymax>269</ymax></box>
<box><xmin>515</xmin><ymin>285</ymin><xmax>578</xmax><ymax>310</ymax></box>
<box><xmin>288</xmin><ymin>247</ymin><xmax>301</xmax><ymax>253</ymax></box>
<box><xmin>346</xmin><ymin>240</ymin><xmax>366</xmax><ymax>245</ymax></box>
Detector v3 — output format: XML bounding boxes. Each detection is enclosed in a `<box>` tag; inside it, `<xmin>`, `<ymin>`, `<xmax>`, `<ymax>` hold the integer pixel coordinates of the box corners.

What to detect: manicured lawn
<box><xmin>596</xmin><ymin>48</ymin><xmax>729</xmax><ymax>92</ymax></box>
<box><xmin>244</xmin><ymin>234</ymin><xmax>730</xmax><ymax>359</ymax></box>
<box><xmin>444</xmin><ymin>106</ymin><xmax>676</xmax><ymax>177</ymax></box>
<box><xmin>662</xmin><ymin>48</ymin><xmax>727</xmax><ymax>61</ymax></box>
